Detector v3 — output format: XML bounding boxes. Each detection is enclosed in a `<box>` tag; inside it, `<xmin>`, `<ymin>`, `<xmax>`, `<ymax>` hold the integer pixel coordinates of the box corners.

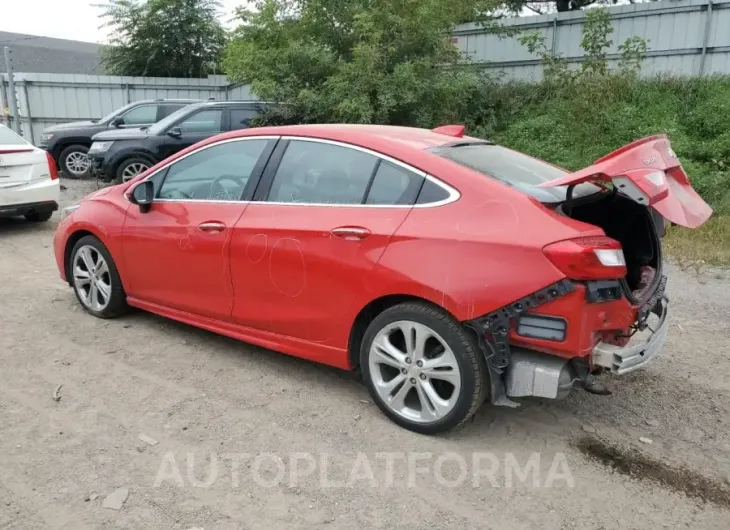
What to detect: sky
<box><xmin>0</xmin><ymin>0</ymin><xmax>246</xmax><ymax>43</ymax></box>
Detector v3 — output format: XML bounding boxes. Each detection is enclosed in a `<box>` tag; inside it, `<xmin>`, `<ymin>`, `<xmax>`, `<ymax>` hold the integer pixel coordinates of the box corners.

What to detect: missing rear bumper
<box><xmin>592</xmin><ymin>297</ymin><xmax>668</xmax><ymax>374</ymax></box>
<box><xmin>465</xmin><ymin>279</ymin><xmax>576</xmax><ymax>407</ymax></box>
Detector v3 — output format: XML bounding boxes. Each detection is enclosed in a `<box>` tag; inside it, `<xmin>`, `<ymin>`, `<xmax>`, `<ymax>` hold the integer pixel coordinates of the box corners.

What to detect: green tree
<box><xmin>223</xmin><ymin>0</ymin><xmax>504</xmax><ymax>126</ymax></box>
<box><xmin>98</xmin><ymin>0</ymin><xmax>227</xmax><ymax>77</ymax></box>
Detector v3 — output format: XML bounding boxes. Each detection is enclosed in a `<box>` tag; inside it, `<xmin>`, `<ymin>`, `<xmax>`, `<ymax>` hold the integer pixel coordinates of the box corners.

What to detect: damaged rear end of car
<box><xmin>431</xmin><ymin>135</ymin><xmax>711</xmax><ymax>407</ymax></box>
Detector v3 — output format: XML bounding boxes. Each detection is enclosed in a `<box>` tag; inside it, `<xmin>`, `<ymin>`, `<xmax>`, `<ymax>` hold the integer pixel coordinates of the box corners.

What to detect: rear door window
<box><xmin>230</xmin><ymin>108</ymin><xmax>258</xmax><ymax>130</ymax></box>
<box><xmin>266</xmin><ymin>141</ymin><xmax>377</xmax><ymax>205</ymax></box>
<box><xmin>177</xmin><ymin>109</ymin><xmax>224</xmax><ymax>134</ymax></box>
<box><xmin>121</xmin><ymin>104</ymin><xmax>158</xmax><ymax>126</ymax></box>
<box><xmin>158</xmin><ymin>104</ymin><xmax>188</xmax><ymax>120</ymax></box>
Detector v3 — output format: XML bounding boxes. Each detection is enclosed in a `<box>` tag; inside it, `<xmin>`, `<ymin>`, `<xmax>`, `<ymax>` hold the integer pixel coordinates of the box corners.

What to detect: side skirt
<box><xmin>126</xmin><ymin>297</ymin><xmax>351</xmax><ymax>370</ymax></box>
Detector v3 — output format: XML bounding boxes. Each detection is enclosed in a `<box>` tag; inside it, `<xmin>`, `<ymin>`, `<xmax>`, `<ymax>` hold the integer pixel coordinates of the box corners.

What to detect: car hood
<box><xmin>93</xmin><ymin>128</ymin><xmax>151</xmax><ymax>141</ymax></box>
<box><xmin>43</xmin><ymin>120</ymin><xmax>101</xmax><ymax>132</ymax></box>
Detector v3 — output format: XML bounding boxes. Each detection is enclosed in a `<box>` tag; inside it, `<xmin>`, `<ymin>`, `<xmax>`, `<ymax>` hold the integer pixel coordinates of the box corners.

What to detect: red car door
<box><xmin>121</xmin><ymin>138</ymin><xmax>274</xmax><ymax>320</ymax></box>
<box><xmin>229</xmin><ymin>139</ymin><xmax>425</xmax><ymax>344</ymax></box>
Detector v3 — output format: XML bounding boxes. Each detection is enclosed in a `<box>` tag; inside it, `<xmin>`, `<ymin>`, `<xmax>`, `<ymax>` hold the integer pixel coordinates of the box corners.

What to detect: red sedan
<box><xmin>53</xmin><ymin>124</ymin><xmax>711</xmax><ymax>433</ymax></box>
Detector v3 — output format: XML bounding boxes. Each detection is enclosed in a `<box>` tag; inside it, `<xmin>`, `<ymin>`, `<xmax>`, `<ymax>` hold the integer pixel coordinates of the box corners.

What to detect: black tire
<box><xmin>69</xmin><ymin>235</ymin><xmax>129</xmax><ymax>319</ymax></box>
<box><xmin>59</xmin><ymin>144</ymin><xmax>90</xmax><ymax>179</ymax></box>
<box><xmin>360</xmin><ymin>302</ymin><xmax>488</xmax><ymax>434</ymax></box>
<box><xmin>115</xmin><ymin>157</ymin><xmax>152</xmax><ymax>185</ymax></box>
<box><xmin>24</xmin><ymin>209</ymin><xmax>54</xmax><ymax>222</ymax></box>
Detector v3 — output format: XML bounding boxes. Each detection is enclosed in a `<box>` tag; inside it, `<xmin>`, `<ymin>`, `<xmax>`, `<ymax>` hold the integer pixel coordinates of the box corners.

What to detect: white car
<box><xmin>0</xmin><ymin>124</ymin><xmax>60</xmax><ymax>222</ymax></box>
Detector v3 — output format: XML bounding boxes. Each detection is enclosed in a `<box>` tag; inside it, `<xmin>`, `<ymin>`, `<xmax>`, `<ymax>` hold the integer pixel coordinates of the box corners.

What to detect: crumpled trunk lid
<box><xmin>538</xmin><ymin>135</ymin><xmax>712</xmax><ymax>229</ymax></box>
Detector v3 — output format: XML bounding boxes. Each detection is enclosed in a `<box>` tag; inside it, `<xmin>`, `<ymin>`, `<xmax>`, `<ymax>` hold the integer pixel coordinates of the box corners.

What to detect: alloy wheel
<box><xmin>73</xmin><ymin>245</ymin><xmax>112</xmax><ymax>312</ymax></box>
<box><xmin>122</xmin><ymin>162</ymin><xmax>149</xmax><ymax>182</ymax></box>
<box><xmin>65</xmin><ymin>151</ymin><xmax>90</xmax><ymax>176</ymax></box>
<box><xmin>368</xmin><ymin>320</ymin><xmax>462</xmax><ymax>423</ymax></box>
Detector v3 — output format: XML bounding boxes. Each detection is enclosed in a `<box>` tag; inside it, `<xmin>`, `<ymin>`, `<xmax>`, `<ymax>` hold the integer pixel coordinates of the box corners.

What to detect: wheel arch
<box><xmin>111</xmin><ymin>152</ymin><xmax>157</xmax><ymax>180</ymax></box>
<box><xmin>63</xmin><ymin>229</ymin><xmax>97</xmax><ymax>285</ymax></box>
<box><xmin>55</xmin><ymin>138</ymin><xmax>92</xmax><ymax>160</ymax></box>
<box><xmin>347</xmin><ymin>294</ymin><xmax>457</xmax><ymax>372</ymax></box>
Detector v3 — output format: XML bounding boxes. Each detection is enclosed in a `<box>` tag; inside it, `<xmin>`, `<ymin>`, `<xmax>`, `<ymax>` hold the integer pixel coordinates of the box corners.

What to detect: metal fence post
<box><xmin>551</xmin><ymin>17</ymin><xmax>558</xmax><ymax>57</ymax></box>
<box><xmin>3</xmin><ymin>46</ymin><xmax>21</xmax><ymax>134</ymax></box>
<box><xmin>699</xmin><ymin>0</ymin><xmax>714</xmax><ymax>76</ymax></box>
<box><xmin>0</xmin><ymin>76</ymin><xmax>9</xmax><ymax>128</ymax></box>
<box><xmin>21</xmin><ymin>81</ymin><xmax>34</xmax><ymax>144</ymax></box>
<box><xmin>125</xmin><ymin>83</ymin><xmax>131</xmax><ymax>104</ymax></box>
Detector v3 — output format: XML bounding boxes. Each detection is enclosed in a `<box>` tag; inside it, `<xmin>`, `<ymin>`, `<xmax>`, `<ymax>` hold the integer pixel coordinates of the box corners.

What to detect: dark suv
<box><xmin>89</xmin><ymin>100</ymin><xmax>266</xmax><ymax>184</ymax></box>
<box><xmin>39</xmin><ymin>99</ymin><xmax>200</xmax><ymax>178</ymax></box>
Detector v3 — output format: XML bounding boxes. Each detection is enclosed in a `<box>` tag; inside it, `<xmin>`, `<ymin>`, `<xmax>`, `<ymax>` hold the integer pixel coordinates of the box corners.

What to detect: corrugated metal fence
<box><xmin>0</xmin><ymin>73</ymin><xmax>255</xmax><ymax>145</ymax></box>
<box><xmin>454</xmin><ymin>0</ymin><xmax>730</xmax><ymax>80</ymax></box>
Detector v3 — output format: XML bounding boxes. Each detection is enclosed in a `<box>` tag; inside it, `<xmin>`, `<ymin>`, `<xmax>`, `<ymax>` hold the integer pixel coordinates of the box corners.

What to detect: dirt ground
<box><xmin>1</xmin><ymin>178</ymin><xmax>729</xmax><ymax>529</ymax></box>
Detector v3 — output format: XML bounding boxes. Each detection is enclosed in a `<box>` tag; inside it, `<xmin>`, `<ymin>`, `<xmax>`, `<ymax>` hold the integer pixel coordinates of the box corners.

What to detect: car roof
<box><xmin>144</xmin><ymin>98</ymin><xmax>201</xmax><ymax>103</ymax></box>
<box><xmin>227</xmin><ymin>124</ymin><xmax>479</xmax><ymax>151</ymax></box>
<box><xmin>201</xmin><ymin>100</ymin><xmax>266</xmax><ymax>107</ymax></box>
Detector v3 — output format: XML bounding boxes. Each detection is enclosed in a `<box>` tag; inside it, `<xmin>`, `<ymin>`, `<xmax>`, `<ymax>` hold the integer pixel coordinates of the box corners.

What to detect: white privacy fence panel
<box><xmin>0</xmin><ymin>73</ymin><xmax>256</xmax><ymax>145</ymax></box>
<box><xmin>453</xmin><ymin>0</ymin><xmax>730</xmax><ymax>81</ymax></box>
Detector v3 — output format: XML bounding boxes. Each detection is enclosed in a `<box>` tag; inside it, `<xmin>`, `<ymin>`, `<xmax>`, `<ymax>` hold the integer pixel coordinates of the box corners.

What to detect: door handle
<box><xmin>331</xmin><ymin>226</ymin><xmax>371</xmax><ymax>240</ymax></box>
<box><xmin>198</xmin><ymin>221</ymin><xmax>226</xmax><ymax>233</ymax></box>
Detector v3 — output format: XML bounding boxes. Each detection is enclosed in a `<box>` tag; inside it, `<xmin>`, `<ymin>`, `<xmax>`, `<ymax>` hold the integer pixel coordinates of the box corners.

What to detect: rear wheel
<box><xmin>59</xmin><ymin>145</ymin><xmax>90</xmax><ymax>179</ymax></box>
<box><xmin>69</xmin><ymin>235</ymin><xmax>128</xmax><ymax>318</ymax></box>
<box><xmin>24</xmin><ymin>209</ymin><xmax>54</xmax><ymax>222</ymax></box>
<box><xmin>115</xmin><ymin>157</ymin><xmax>151</xmax><ymax>184</ymax></box>
<box><xmin>360</xmin><ymin>302</ymin><xmax>487</xmax><ymax>434</ymax></box>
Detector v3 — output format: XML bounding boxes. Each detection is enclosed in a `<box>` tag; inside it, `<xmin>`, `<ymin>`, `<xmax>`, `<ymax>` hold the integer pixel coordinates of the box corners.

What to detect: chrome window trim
<box><xmin>127</xmin><ymin>134</ymin><xmax>460</xmax><ymax>208</ymax></box>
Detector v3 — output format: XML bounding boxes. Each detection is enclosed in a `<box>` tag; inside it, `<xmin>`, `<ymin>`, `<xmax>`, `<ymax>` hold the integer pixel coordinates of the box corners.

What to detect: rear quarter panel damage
<box><xmin>364</xmin><ymin>177</ymin><xmax>605</xmax><ymax>323</ymax></box>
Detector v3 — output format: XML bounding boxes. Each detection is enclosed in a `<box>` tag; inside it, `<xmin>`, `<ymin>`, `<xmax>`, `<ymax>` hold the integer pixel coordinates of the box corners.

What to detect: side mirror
<box><xmin>112</xmin><ymin>115</ymin><xmax>125</xmax><ymax>127</ymax></box>
<box><xmin>129</xmin><ymin>180</ymin><xmax>154</xmax><ymax>213</ymax></box>
<box><xmin>167</xmin><ymin>127</ymin><xmax>182</xmax><ymax>138</ymax></box>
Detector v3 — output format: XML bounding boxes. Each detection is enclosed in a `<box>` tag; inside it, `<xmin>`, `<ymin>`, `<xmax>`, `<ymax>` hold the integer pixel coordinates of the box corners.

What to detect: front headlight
<box><xmin>89</xmin><ymin>141</ymin><xmax>114</xmax><ymax>153</ymax></box>
<box><xmin>41</xmin><ymin>133</ymin><xmax>55</xmax><ymax>142</ymax></box>
<box><xmin>60</xmin><ymin>204</ymin><xmax>81</xmax><ymax>220</ymax></box>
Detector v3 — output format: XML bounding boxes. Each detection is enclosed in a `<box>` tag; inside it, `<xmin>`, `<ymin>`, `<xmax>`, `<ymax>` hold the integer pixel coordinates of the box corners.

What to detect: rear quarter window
<box><xmin>416</xmin><ymin>179</ymin><xmax>450</xmax><ymax>204</ymax></box>
<box><xmin>365</xmin><ymin>161</ymin><xmax>422</xmax><ymax>205</ymax></box>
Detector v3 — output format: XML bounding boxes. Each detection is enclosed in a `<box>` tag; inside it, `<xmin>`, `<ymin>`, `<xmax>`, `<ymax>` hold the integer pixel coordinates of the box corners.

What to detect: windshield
<box><xmin>148</xmin><ymin>103</ymin><xmax>204</xmax><ymax>135</ymax></box>
<box><xmin>0</xmin><ymin>125</ymin><xmax>29</xmax><ymax>145</ymax></box>
<box><xmin>429</xmin><ymin>143</ymin><xmax>599</xmax><ymax>203</ymax></box>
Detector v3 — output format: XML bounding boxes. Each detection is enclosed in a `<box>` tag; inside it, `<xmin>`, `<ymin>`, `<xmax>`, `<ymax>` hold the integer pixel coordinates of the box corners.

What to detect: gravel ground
<box><xmin>1</xmin><ymin>178</ymin><xmax>729</xmax><ymax>529</ymax></box>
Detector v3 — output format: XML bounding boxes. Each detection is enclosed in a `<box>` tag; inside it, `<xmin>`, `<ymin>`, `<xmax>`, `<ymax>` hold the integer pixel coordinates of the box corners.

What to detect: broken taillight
<box><xmin>543</xmin><ymin>237</ymin><xmax>627</xmax><ymax>280</ymax></box>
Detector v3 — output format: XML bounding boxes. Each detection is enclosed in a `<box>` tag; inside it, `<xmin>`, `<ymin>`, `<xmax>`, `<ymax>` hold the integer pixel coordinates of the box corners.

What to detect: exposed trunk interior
<box><xmin>564</xmin><ymin>192</ymin><xmax>661</xmax><ymax>300</ymax></box>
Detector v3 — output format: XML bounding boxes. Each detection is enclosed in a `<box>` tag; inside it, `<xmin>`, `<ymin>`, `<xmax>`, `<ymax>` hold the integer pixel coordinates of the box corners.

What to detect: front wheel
<box><xmin>115</xmin><ymin>157</ymin><xmax>151</xmax><ymax>184</ymax></box>
<box><xmin>69</xmin><ymin>235</ymin><xmax>129</xmax><ymax>318</ymax></box>
<box><xmin>360</xmin><ymin>302</ymin><xmax>487</xmax><ymax>434</ymax></box>
<box><xmin>59</xmin><ymin>145</ymin><xmax>90</xmax><ymax>179</ymax></box>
